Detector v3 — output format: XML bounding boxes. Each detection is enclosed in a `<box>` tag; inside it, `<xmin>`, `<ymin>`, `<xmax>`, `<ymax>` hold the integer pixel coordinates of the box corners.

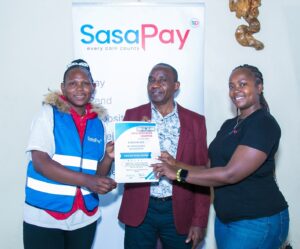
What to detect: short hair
<box><xmin>63</xmin><ymin>59</ymin><xmax>94</xmax><ymax>83</ymax></box>
<box><xmin>152</xmin><ymin>63</ymin><xmax>178</xmax><ymax>82</ymax></box>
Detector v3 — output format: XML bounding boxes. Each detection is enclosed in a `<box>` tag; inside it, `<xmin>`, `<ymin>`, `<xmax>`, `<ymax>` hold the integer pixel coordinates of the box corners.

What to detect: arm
<box><xmin>32</xmin><ymin>150</ymin><xmax>116</xmax><ymax>194</ymax></box>
<box><xmin>160</xmin><ymin>113</ymin><xmax>276</xmax><ymax>187</ymax></box>
<box><xmin>154</xmin><ymin>144</ymin><xmax>267</xmax><ymax>187</ymax></box>
<box><xmin>186</xmin><ymin>145</ymin><xmax>267</xmax><ymax>186</ymax></box>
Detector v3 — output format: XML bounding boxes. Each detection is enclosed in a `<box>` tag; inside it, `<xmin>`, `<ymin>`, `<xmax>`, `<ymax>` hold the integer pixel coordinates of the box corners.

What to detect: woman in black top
<box><xmin>153</xmin><ymin>65</ymin><xmax>289</xmax><ymax>249</ymax></box>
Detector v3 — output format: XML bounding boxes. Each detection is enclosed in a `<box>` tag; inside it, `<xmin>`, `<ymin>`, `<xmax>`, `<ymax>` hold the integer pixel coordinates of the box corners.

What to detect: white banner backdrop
<box><xmin>72</xmin><ymin>2</ymin><xmax>206</xmax><ymax>248</ymax></box>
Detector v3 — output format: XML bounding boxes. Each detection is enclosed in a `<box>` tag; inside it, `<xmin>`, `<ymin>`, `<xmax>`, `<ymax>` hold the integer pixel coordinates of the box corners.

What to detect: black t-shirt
<box><xmin>209</xmin><ymin>109</ymin><xmax>288</xmax><ymax>223</ymax></box>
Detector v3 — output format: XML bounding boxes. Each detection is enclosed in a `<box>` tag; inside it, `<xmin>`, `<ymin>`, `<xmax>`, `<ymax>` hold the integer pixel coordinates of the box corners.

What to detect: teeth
<box><xmin>151</xmin><ymin>90</ymin><xmax>162</xmax><ymax>95</ymax></box>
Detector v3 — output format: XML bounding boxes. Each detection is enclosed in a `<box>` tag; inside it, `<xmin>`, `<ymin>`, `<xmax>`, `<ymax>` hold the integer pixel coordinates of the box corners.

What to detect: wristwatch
<box><xmin>176</xmin><ymin>169</ymin><xmax>189</xmax><ymax>182</ymax></box>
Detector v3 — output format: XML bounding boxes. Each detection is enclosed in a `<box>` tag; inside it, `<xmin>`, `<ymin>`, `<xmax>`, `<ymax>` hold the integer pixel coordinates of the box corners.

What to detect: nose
<box><xmin>231</xmin><ymin>84</ymin><xmax>241</xmax><ymax>93</ymax></box>
<box><xmin>75</xmin><ymin>82</ymin><xmax>85</xmax><ymax>90</ymax></box>
<box><xmin>149</xmin><ymin>79</ymin><xmax>164</xmax><ymax>88</ymax></box>
<box><xmin>151</xmin><ymin>81</ymin><xmax>161</xmax><ymax>88</ymax></box>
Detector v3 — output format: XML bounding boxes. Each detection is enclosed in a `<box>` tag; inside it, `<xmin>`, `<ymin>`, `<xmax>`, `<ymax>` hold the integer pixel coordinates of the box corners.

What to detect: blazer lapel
<box><xmin>176</xmin><ymin>105</ymin><xmax>190</xmax><ymax>160</ymax></box>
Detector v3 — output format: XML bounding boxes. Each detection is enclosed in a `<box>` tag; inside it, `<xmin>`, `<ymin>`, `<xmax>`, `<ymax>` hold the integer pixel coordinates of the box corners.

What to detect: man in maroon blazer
<box><xmin>118</xmin><ymin>63</ymin><xmax>210</xmax><ymax>249</ymax></box>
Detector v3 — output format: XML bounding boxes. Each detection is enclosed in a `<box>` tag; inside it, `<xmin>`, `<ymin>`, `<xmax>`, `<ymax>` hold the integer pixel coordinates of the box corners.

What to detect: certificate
<box><xmin>114</xmin><ymin>121</ymin><xmax>160</xmax><ymax>183</ymax></box>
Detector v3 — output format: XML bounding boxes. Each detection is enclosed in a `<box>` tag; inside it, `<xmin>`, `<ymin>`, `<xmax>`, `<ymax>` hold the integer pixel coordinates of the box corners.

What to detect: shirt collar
<box><xmin>151</xmin><ymin>102</ymin><xmax>178</xmax><ymax>119</ymax></box>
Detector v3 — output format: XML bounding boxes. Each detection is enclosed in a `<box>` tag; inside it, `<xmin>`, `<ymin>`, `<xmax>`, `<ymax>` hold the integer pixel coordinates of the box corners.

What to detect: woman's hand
<box><xmin>97</xmin><ymin>141</ymin><xmax>115</xmax><ymax>176</ymax></box>
<box><xmin>31</xmin><ymin>150</ymin><xmax>117</xmax><ymax>192</ymax></box>
<box><xmin>152</xmin><ymin>162</ymin><xmax>178</xmax><ymax>181</ymax></box>
<box><xmin>159</xmin><ymin>151</ymin><xmax>177</xmax><ymax>166</ymax></box>
<box><xmin>84</xmin><ymin>175</ymin><xmax>117</xmax><ymax>195</ymax></box>
<box><xmin>105</xmin><ymin>141</ymin><xmax>115</xmax><ymax>159</ymax></box>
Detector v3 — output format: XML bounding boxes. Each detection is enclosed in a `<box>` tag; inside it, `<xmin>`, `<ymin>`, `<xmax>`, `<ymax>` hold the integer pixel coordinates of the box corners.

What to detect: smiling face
<box><xmin>147</xmin><ymin>65</ymin><xmax>180</xmax><ymax>107</ymax></box>
<box><xmin>229</xmin><ymin>68</ymin><xmax>263</xmax><ymax>117</ymax></box>
<box><xmin>61</xmin><ymin>68</ymin><xmax>95</xmax><ymax>115</ymax></box>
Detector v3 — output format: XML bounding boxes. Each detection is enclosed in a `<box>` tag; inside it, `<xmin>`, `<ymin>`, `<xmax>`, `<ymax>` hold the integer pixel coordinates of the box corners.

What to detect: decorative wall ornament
<box><xmin>229</xmin><ymin>0</ymin><xmax>264</xmax><ymax>50</ymax></box>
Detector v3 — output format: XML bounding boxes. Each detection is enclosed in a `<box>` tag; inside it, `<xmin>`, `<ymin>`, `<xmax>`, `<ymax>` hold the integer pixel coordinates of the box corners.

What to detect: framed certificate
<box><xmin>114</xmin><ymin>121</ymin><xmax>161</xmax><ymax>183</ymax></box>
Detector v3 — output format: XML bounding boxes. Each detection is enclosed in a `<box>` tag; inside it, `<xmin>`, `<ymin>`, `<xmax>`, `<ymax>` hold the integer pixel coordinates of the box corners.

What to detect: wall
<box><xmin>0</xmin><ymin>0</ymin><xmax>299</xmax><ymax>248</ymax></box>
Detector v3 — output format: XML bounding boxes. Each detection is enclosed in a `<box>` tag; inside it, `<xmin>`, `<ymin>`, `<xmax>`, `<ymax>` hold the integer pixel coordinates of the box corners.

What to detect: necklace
<box><xmin>229</xmin><ymin>116</ymin><xmax>244</xmax><ymax>135</ymax></box>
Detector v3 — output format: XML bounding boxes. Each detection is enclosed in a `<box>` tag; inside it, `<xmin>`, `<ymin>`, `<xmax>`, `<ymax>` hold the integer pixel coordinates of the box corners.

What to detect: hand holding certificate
<box><xmin>114</xmin><ymin>121</ymin><xmax>161</xmax><ymax>183</ymax></box>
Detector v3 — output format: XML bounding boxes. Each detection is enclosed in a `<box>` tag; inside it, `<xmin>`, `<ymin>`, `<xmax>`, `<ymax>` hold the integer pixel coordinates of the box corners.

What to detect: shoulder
<box><xmin>177</xmin><ymin>104</ymin><xmax>205</xmax><ymax>122</ymax></box>
<box><xmin>43</xmin><ymin>91</ymin><xmax>69</xmax><ymax>113</ymax></box>
<box><xmin>240</xmin><ymin>110</ymin><xmax>281</xmax><ymax>153</ymax></box>
<box><xmin>29</xmin><ymin>104</ymin><xmax>54</xmax><ymax>132</ymax></box>
<box><xmin>41</xmin><ymin>103</ymin><xmax>53</xmax><ymax>113</ymax></box>
<box><xmin>124</xmin><ymin>103</ymin><xmax>150</xmax><ymax>121</ymax></box>
<box><xmin>249</xmin><ymin>109</ymin><xmax>281</xmax><ymax>132</ymax></box>
<box><xmin>33</xmin><ymin>104</ymin><xmax>53</xmax><ymax>122</ymax></box>
<box><xmin>125</xmin><ymin>103</ymin><xmax>150</xmax><ymax>113</ymax></box>
<box><xmin>91</xmin><ymin>103</ymin><xmax>107</xmax><ymax>120</ymax></box>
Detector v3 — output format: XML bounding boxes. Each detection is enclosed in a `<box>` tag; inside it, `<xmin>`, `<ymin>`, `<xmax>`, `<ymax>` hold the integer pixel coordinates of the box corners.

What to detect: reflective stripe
<box><xmin>52</xmin><ymin>154</ymin><xmax>80</xmax><ymax>167</ymax></box>
<box><xmin>27</xmin><ymin>178</ymin><xmax>93</xmax><ymax>196</ymax></box>
<box><xmin>82</xmin><ymin>158</ymin><xmax>98</xmax><ymax>170</ymax></box>
<box><xmin>52</xmin><ymin>154</ymin><xmax>98</xmax><ymax>170</ymax></box>
<box><xmin>27</xmin><ymin>177</ymin><xmax>76</xmax><ymax>196</ymax></box>
<box><xmin>81</xmin><ymin>188</ymin><xmax>93</xmax><ymax>195</ymax></box>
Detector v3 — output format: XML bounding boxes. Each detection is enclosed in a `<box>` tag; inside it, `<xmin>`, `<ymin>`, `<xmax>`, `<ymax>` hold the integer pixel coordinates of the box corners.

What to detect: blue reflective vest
<box><xmin>25</xmin><ymin>107</ymin><xmax>105</xmax><ymax>213</ymax></box>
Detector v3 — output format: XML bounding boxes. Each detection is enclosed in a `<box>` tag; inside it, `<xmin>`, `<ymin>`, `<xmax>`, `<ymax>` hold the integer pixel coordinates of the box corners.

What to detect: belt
<box><xmin>150</xmin><ymin>196</ymin><xmax>172</xmax><ymax>201</ymax></box>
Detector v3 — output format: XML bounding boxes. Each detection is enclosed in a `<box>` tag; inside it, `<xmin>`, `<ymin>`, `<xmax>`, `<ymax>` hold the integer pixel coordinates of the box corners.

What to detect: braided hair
<box><xmin>232</xmin><ymin>64</ymin><xmax>269</xmax><ymax>112</ymax></box>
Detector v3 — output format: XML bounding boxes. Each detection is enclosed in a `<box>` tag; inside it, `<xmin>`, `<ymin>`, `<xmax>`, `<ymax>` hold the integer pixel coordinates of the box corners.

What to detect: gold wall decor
<box><xmin>229</xmin><ymin>0</ymin><xmax>264</xmax><ymax>50</ymax></box>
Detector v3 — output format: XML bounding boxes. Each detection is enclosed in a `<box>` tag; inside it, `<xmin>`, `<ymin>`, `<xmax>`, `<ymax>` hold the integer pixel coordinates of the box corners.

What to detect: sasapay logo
<box><xmin>80</xmin><ymin>24</ymin><xmax>191</xmax><ymax>50</ymax></box>
<box><xmin>87</xmin><ymin>136</ymin><xmax>102</xmax><ymax>144</ymax></box>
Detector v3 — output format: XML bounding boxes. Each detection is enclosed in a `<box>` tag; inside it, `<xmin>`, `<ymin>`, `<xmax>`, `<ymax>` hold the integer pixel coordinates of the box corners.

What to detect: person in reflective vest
<box><xmin>23</xmin><ymin>59</ymin><xmax>117</xmax><ymax>249</ymax></box>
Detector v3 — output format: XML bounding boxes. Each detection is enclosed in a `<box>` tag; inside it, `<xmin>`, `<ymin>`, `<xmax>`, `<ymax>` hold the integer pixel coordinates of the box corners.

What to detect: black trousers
<box><xmin>23</xmin><ymin>221</ymin><xmax>97</xmax><ymax>249</ymax></box>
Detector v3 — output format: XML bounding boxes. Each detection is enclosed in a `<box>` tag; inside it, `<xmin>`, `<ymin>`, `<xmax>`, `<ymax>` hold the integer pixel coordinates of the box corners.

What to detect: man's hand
<box><xmin>185</xmin><ymin>226</ymin><xmax>206</xmax><ymax>249</ymax></box>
